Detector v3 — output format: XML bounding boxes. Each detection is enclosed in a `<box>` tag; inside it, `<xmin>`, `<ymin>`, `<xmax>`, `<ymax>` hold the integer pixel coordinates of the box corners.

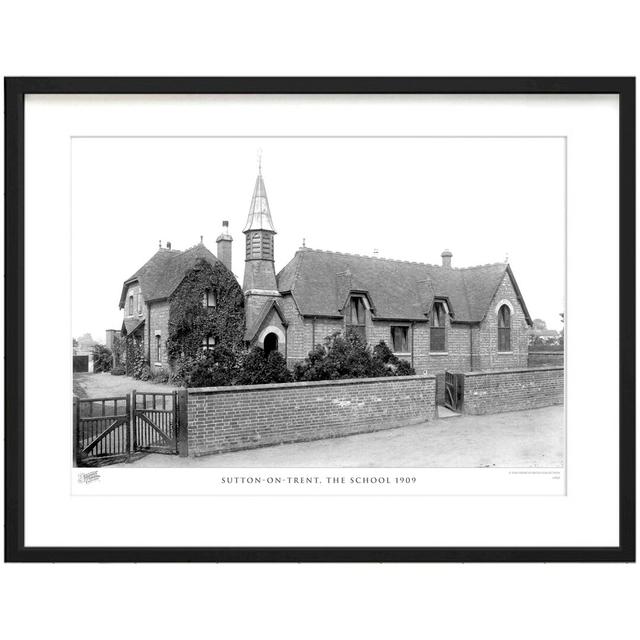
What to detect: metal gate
<box><xmin>133</xmin><ymin>391</ymin><xmax>178</xmax><ymax>455</ymax></box>
<box><xmin>444</xmin><ymin>372</ymin><xmax>464</xmax><ymax>412</ymax></box>
<box><xmin>75</xmin><ymin>396</ymin><xmax>131</xmax><ymax>466</ymax></box>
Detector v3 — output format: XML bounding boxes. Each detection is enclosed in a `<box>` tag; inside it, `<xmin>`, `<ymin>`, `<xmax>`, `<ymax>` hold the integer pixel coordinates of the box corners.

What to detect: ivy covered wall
<box><xmin>166</xmin><ymin>258</ymin><xmax>245</xmax><ymax>363</ymax></box>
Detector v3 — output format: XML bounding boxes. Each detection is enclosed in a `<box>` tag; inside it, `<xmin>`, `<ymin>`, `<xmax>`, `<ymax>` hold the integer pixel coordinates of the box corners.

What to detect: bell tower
<box><xmin>242</xmin><ymin>158</ymin><xmax>281</xmax><ymax>333</ymax></box>
<box><xmin>243</xmin><ymin>158</ymin><xmax>277</xmax><ymax>292</ymax></box>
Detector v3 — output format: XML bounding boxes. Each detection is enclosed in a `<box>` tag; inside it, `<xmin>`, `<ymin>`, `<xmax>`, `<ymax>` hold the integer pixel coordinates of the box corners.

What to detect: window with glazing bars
<box><xmin>202</xmin><ymin>335</ymin><xmax>216</xmax><ymax>351</ymax></box>
<box><xmin>430</xmin><ymin>301</ymin><xmax>446</xmax><ymax>352</ymax></box>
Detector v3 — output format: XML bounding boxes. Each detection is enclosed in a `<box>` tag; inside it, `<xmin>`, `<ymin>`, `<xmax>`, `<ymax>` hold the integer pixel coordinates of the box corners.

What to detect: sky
<box><xmin>71</xmin><ymin>136</ymin><xmax>565</xmax><ymax>341</ymax></box>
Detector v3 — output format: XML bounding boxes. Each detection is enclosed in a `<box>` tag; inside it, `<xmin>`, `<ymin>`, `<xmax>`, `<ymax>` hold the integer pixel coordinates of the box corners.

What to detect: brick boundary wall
<box><xmin>186</xmin><ymin>375</ymin><xmax>437</xmax><ymax>457</ymax></box>
<box><xmin>528</xmin><ymin>351</ymin><xmax>564</xmax><ymax>368</ymax></box>
<box><xmin>461</xmin><ymin>366</ymin><xmax>564</xmax><ymax>415</ymax></box>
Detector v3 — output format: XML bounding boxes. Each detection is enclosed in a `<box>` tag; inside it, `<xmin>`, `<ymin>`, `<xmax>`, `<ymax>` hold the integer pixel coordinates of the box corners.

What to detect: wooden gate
<box><xmin>133</xmin><ymin>391</ymin><xmax>178</xmax><ymax>455</ymax></box>
<box><xmin>74</xmin><ymin>391</ymin><xmax>181</xmax><ymax>466</ymax></box>
<box><xmin>444</xmin><ymin>372</ymin><xmax>464</xmax><ymax>412</ymax></box>
<box><xmin>74</xmin><ymin>396</ymin><xmax>131</xmax><ymax>466</ymax></box>
<box><xmin>73</xmin><ymin>355</ymin><xmax>89</xmax><ymax>373</ymax></box>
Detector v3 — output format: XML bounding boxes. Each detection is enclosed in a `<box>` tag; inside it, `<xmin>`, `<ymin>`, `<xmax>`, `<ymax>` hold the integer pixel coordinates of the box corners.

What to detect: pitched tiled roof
<box><xmin>122</xmin><ymin>317</ymin><xmax>145</xmax><ymax>335</ymax></box>
<box><xmin>276</xmin><ymin>249</ymin><xmax>531</xmax><ymax>324</ymax></box>
<box><xmin>119</xmin><ymin>244</ymin><xmax>220</xmax><ymax>308</ymax></box>
<box><xmin>244</xmin><ymin>299</ymin><xmax>288</xmax><ymax>341</ymax></box>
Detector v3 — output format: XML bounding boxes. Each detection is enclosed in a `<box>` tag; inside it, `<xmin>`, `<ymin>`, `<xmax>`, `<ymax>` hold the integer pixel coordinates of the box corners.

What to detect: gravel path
<box><xmin>74</xmin><ymin>372</ymin><xmax>177</xmax><ymax>397</ymax></box>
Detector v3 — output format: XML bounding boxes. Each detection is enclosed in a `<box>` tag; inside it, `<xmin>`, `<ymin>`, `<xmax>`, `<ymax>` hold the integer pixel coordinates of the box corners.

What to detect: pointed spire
<box><xmin>243</xmin><ymin>156</ymin><xmax>276</xmax><ymax>233</ymax></box>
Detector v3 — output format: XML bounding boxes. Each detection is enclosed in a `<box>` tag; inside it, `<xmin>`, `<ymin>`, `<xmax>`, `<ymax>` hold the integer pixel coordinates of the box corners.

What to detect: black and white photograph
<box><xmin>71</xmin><ymin>135</ymin><xmax>565</xmax><ymax>473</ymax></box>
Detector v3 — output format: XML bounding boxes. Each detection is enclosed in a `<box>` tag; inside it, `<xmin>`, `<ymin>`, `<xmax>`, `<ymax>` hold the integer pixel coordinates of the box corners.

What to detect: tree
<box><xmin>92</xmin><ymin>344</ymin><xmax>113</xmax><ymax>373</ymax></box>
<box><xmin>532</xmin><ymin>318</ymin><xmax>547</xmax><ymax>330</ymax></box>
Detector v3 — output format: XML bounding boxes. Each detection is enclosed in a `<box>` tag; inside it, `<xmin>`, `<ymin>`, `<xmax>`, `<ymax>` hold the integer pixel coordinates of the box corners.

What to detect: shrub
<box><xmin>150</xmin><ymin>369</ymin><xmax>170</xmax><ymax>384</ymax></box>
<box><xmin>175</xmin><ymin>344</ymin><xmax>240</xmax><ymax>388</ymax></box>
<box><xmin>294</xmin><ymin>331</ymin><xmax>414</xmax><ymax>381</ymax></box>
<box><xmin>372</xmin><ymin>340</ymin><xmax>415</xmax><ymax>376</ymax></box>
<box><xmin>236</xmin><ymin>347</ymin><xmax>293</xmax><ymax>385</ymax></box>
<box><xmin>294</xmin><ymin>329</ymin><xmax>373</xmax><ymax>381</ymax></box>
<box><xmin>111</xmin><ymin>335</ymin><xmax>126</xmax><ymax>367</ymax></box>
<box><xmin>395</xmin><ymin>359</ymin><xmax>415</xmax><ymax>376</ymax></box>
<box><xmin>92</xmin><ymin>344</ymin><xmax>113</xmax><ymax>373</ymax></box>
<box><xmin>110</xmin><ymin>365</ymin><xmax>126</xmax><ymax>376</ymax></box>
<box><xmin>126</xmin><ymin>337</ymin><xmax>148</xmax><ymax>379</ymax></box>
<box><xmin>168</xmin><ymin>355</ymin><xmax>196</xmax><ymax>386</ymax></box>
<box><xmin>136</xmin><ymin>363</ymin><xmax>151</xmax><ymax>381</ymax></box>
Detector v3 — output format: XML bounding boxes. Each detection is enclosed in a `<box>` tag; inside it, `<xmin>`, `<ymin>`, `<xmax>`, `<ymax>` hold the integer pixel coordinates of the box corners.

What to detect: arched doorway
<box><xmin>263</xmin><ymin>332</ymin><xmax>279</xmax><ymax>356</ymax></box>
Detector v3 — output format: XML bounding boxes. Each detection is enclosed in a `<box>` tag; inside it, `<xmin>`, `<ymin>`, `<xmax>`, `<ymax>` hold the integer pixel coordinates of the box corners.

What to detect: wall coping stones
<box><xmin>187</xmin><ymin>373</ymin><xmax>435</xmax><ymax>396</ymax></box>
<box><xmin>461</xmin><ymin>366</ymin><xmax>563</xmax><ymax>377</ymax></box>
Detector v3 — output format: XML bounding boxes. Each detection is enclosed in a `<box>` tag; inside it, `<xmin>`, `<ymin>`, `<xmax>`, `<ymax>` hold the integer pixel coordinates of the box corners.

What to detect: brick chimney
<box><xmin>216</xmin><ymin>220</ymin><xmax>233</xmax><ymax>272</ymax></box>
<box><xmin>441</xmin><ymin>249</ymin><xmax>453</xmax><ymax>268</ymax></box>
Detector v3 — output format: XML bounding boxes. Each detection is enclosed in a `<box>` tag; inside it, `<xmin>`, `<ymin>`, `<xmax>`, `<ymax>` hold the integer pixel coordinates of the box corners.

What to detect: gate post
<box><xmin>73</xmin><ymin>396</ymin><xmax>80</xmax><ymax>467</ymax></box>
<box><xmin>177</xmin><ymin>388</ymin><xmax>189</xmax><ymax>457</ymax></box>
<box><xmin>124</xmin><ymin>393</ymin><xmax>131</xmax><ymax>461</ymax></box>
<box><xmin>130</xmin><ymin>389</ymin><xmax>137</xmax><ymax>455</ymax></box>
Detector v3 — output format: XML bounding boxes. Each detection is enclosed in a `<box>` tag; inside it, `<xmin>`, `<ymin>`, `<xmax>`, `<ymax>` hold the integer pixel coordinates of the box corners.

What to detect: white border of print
<box><xmin>24</xmin><ymin>94</ymin><xmax>618</xmax><ymax>548</ymax></box>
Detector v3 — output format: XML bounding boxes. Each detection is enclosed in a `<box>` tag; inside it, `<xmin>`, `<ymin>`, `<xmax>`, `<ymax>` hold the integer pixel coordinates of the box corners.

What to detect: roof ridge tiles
<box><xmin>301</xmin><ymin>247</ymin><xmax>440</xmax><ymax>268</ymax></box>
<box><xmin>458</xmin><ymin>262</ymin><xmax>506</xmax><ymax>270</ymax></box>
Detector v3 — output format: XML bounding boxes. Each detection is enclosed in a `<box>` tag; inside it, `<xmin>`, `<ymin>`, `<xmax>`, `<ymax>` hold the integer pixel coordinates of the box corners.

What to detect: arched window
<box><xmin>155</xmin><ymin>334</ymin><xmax>162</xmax><ymax>362</ymax></box>
<box><xmin>498</xmin><ymin>305</ymin><xmax>511</xmax><ymax>352</ymax></box>
<box><xmin>263</xmin><ymin>332</ymin><xmax>278</xmax><ymax>356</ymax></box>
<box><xmin>430</xmin><ymin>301</ymin><xmax>447</xmax><ymax>353</ymax></box>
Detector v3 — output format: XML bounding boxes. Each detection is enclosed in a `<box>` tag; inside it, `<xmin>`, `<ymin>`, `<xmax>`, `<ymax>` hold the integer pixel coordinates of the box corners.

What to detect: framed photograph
<box><xmin>5</xmin><ymin>77</ymin><xmax>635</xmax><ymax>562</ymax></box>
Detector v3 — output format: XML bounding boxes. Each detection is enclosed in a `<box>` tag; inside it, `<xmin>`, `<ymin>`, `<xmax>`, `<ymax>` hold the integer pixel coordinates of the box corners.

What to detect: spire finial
<box><xmin>257</xmin><ymin>148</ymin><xmax>263</xmax><ymax>175</ymax></box>
<box><xmin>200</xmin><ymin>235</ymin><xmax>203</xmax><ymax>244</ymax></box>
<box><xmin>158</xmin><ymin>239</ymin><xmax>161</xmax><ymax>249</ymax></box>
<box><xmin>302</xmin><ymin>237</ymin><xmax>306</xmax><ymax>248</ymax></box>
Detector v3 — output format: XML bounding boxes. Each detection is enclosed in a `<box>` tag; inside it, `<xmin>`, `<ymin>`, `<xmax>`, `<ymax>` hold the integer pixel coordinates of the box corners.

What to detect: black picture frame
<box><xmin>4</xmin><ymin>77</ymin><xmax>635</xmax><ymax>563</ymax></box>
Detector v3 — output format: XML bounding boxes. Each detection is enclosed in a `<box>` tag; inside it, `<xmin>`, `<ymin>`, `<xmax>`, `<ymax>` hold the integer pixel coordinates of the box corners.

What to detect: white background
<box><xmin>1</xmin><ymin>2</ymin><xmax>638</xmax><ymax>640</ymax></box>
<box><xmin>29</xmin><ymin>94</ymin><xmax>610</xmax><ymax>540</ymax></box>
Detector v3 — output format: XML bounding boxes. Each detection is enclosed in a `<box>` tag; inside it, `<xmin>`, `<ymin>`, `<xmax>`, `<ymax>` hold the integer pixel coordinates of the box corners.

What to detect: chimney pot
<box><xmin>441</xmin><ymin>249</ymin><xmax>453</xmax><ymax>268</ymax></box>
<box><xmin>167</xmin><ymin>241</ymin><xmax>172</xmax><ymax>250</ymax></box>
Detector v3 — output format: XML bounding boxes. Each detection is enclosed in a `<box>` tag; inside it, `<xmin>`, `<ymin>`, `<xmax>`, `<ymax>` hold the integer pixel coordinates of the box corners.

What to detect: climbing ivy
<box><xmin>166</xmin><ymin>258</ymin><xmax>245</xmax><ymax>364</ymax></box>
<box><xmin>125</xmin><ymin>335</ymin><xmax>147</xmax><ymax>379</ymax></box>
